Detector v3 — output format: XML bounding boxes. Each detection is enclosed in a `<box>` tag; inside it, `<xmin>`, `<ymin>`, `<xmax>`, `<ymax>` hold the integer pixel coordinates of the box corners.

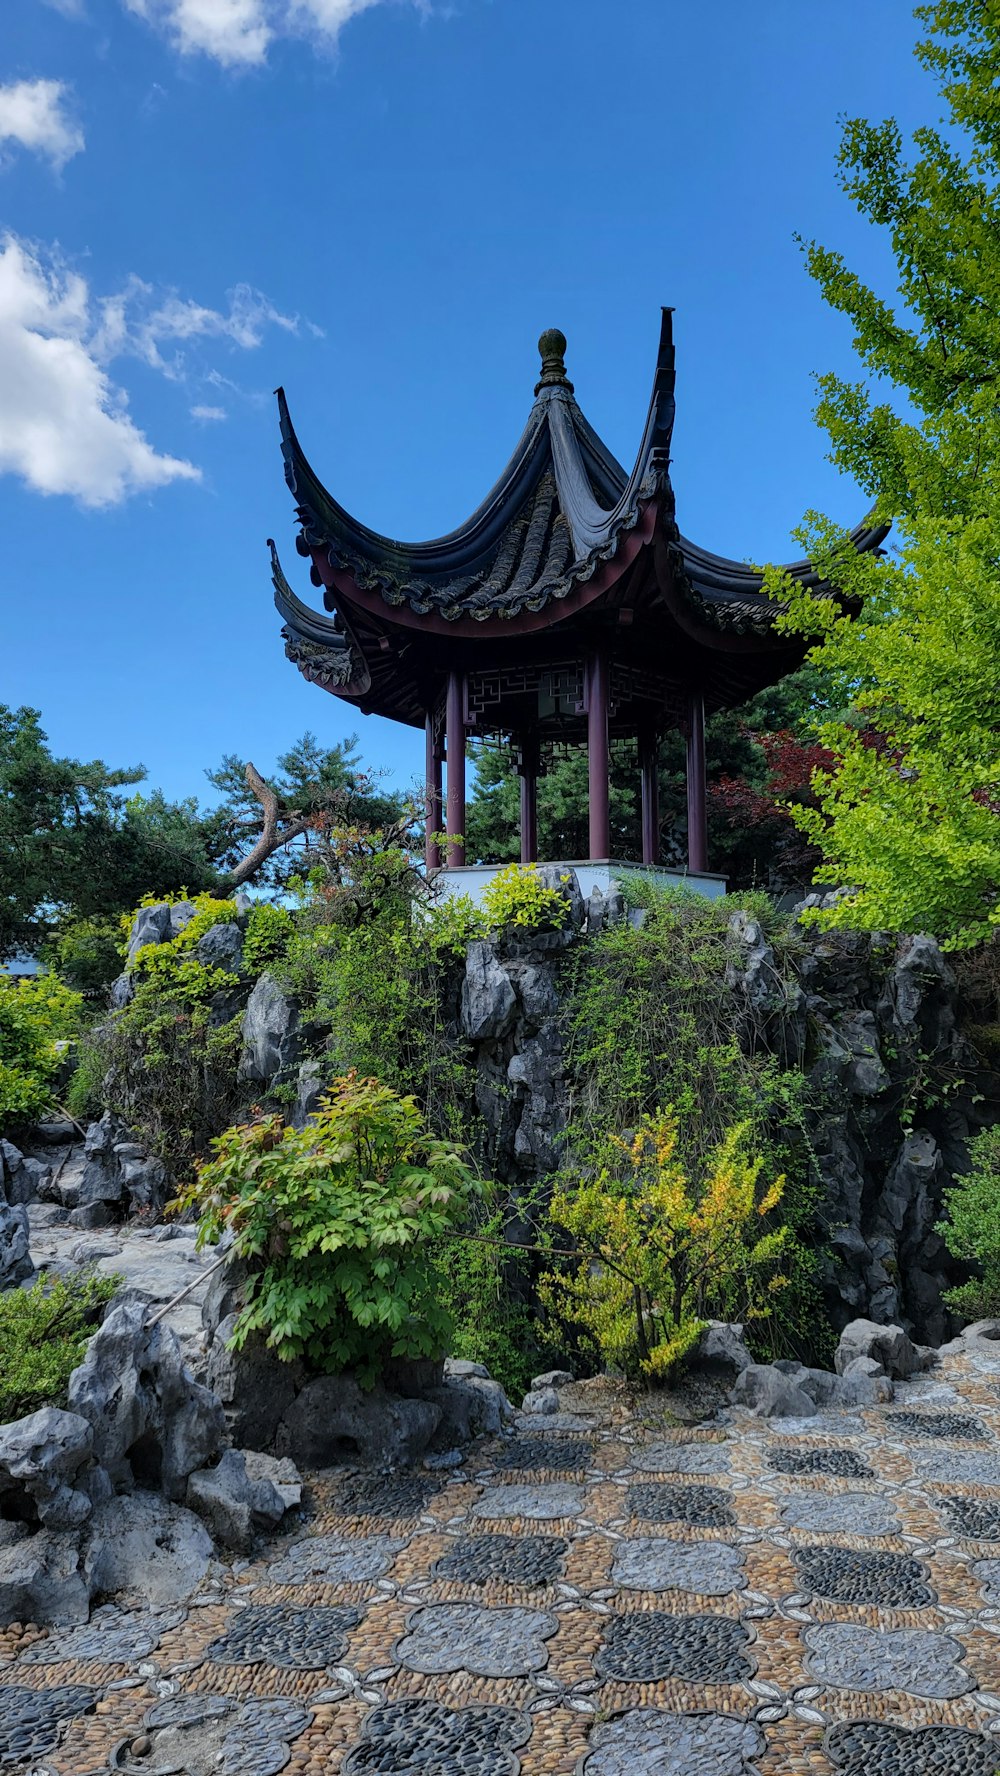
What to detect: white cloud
<box><xmin>0</xmin><ymin>235</ymin><xmax>197</xmax><ymax>506</ymax></box>
<box><xmin>0</xmin><ymin>236</ymin><xmax>300</xmax><ymax>507</ymax></box>
<box><xmin>0</xmin><ymin>79</ymin><xmax>85</xmax><ymax>171</ymax></box>
<box><xmin>122</xmin><ymin>0</ymin><xmax>426</xmax><ymax>67</ymax></box>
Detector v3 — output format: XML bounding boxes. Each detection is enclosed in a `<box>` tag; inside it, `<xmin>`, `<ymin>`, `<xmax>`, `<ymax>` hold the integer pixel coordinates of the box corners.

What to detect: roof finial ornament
<box><xmin>535</xmin><ymin>327</ymin><xmax>574</xmax><ymax>395</ymax></box>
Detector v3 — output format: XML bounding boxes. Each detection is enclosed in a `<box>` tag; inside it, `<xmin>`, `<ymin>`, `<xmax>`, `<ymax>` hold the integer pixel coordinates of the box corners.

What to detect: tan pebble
<box><xmin>130</xmin><ymin>1735</ymin><xmax>152</xmax><ymax>1755</ymax></box>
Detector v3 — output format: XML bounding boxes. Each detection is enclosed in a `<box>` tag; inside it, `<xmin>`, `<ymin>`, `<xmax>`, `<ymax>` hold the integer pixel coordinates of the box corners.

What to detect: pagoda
<box><xmin>270</xmin><ymin>313</ymin><xmax>885</xmax><ymax>881</ymax></box>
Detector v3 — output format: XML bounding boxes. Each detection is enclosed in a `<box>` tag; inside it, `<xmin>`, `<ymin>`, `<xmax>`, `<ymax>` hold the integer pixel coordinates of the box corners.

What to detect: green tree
<box><xmin>0</xmin><ymin>706</ymin><xmax>222</xmax><ymax>960</ymax></box>
<box><xmin>771</xmin><ymin>0</ymin><xmax>1000</xmax><ymax>945</ymax></box>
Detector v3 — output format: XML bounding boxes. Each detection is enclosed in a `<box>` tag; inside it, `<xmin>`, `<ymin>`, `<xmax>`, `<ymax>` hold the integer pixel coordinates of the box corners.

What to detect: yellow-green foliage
<box><xmin>542</xmin><ymin>1110</ymin><xmax>790</xmax><ymax>1381</ymax></box>
<box><xmin>0</xmin><ymin>974</ymin><xmax>82</xmax><ymax>1131</ymax></box>
<box><xmin>0</xmin><ymin>1272</ymin><xmax>119</xmax><ymax>1420</ymax></box>
<box><xmin>480</xmin><ymin>863</ymin><xmax>570</xmax><ymax>932</ymax></box>
<box><xmin>242</xmin><ymin>902</ymin><xmax>295</xmax><ymax>974</ymax></box>
<box><xmin>90</xmin><ymin>892</ymin><xmax>244</xmax><ymax>1168</ymax></box>
<box><xmin>181</xmin><ymin>1071</ymin><xmax>480</xmax><ymax>1382</ymax></box>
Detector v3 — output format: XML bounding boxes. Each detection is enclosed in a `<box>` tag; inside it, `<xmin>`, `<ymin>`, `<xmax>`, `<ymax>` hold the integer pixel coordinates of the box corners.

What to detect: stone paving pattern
<box><xmin>10</xmin><ymin>1342</ymin><xmax>1000</xmax><ymax>1773</ymax></box>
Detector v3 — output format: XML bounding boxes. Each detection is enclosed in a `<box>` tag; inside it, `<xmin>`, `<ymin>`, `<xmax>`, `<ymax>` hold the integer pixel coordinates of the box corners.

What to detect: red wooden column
<box><xmin>587</xmin><ymin>648</ymin><xmax>611</xmax><ymax>860</ymax></box>
<box><xmin>639</xmin><ymin>728</ymin><xmax>660</xmax><ymax>866</ymax></box>
<box><xmin>517</xmin><ymin>734</ymin><xmax>539</xmax><ymax>865</ymax></box>
<box><xmin>424</xmin><ymin>711</ymin><xmax>442</xmax><ymax>872</ymax></box>
<box><xmin>685</xmin><ymin>689</ymin><xmax>708</xmax><ymax>874</ymax></box>
<box><xmin>445</xmin><ymin>669</ymin><xmax>466</xmax><ymax>869</ymax></box>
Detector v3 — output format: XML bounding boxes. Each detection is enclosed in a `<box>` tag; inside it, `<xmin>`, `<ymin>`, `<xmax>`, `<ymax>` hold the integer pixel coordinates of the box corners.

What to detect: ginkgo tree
<box><xmin>770</xmin><ymin>0</ymin><xmax>1000</xmax><ymax>946</ymax></box>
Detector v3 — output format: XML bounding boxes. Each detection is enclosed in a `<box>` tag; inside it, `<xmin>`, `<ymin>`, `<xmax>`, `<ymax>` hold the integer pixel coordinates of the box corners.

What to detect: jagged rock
<box><xmin>834</xmin><ymin>1317</ymin><xmax>931</xmax><ymax>1381</ymax></box>
<box><xmin>691</xmin><ymin>1322</ymin><xmax>753</xmax><ymax>1381</ymax></box>
<box><xmin>731</xmin><ymin>1363</ymin><xmax>817</xmax><ymax>1418</ymax></box>
<box><xmin>444</xmin><ymin>1359</ymin><xmax>491</xmax><ymax>1381</ymax></box>
<box><xmin>275</xmin><ymin>1375</ymin><xmax>441</xmax><ymax>1469</ymax></box>
<box><xmin>205</xmin><ymin>1313</ymin><xmax>301</xmax><ymax>1451</ymax></box>
<box><xmin>118</xmin><ymin>1154</ymin><xmax>168</xmax><ymax>1214</ymax></box>
<box><xmin>535</xmin><ymin>865</ymin><xmax>585</xmax><ymax>930</ymax></box>
<box><xmin>83</xmin><ymin>1493</ymin><xmax>212</xmax><ymax>1606</ymax></box>
<box><xmin>0</xmin><ymin>1409</ymin><xmax>95</xmax><ymax>1532</ymax></box>
<box><xmin>239</xmin><ymin>972</ymin><xmax>300</xmax><ymax>1083</ymax></box>
<box><xmin>292</xmin><ymin>1059</ymin><xmax>326</xmax><ymax>1129</ymax></box>
<box><xmin>521</xmin><ymin>1387</ymin><xmax>559</xmax><ymax>1416</ymax></box>
<box><xmin>76</xmin><ymin>1157</ymin><xmax>125</xmax><ymax>1208</ymax></box>
<box><xmin>245</xmin><ymin>1451</ymin><xmax>301</xmax><ymax>1513</ymax></box>
<box><xmin>0</xmin><ymin>1527</ymin><xmax>89</xmax><ymax>1626</ymax></box>
<box><xmin>68</xmin><ymin>1298</ymin><xmax>224</xmax><ymax>1501</ymax></box>
<box><xmin>127</xmin><ymin>902</ymin><xmax>172</xmax><ymax>961</ymax></box>
<box><xmin>837</xmin><ymin>1355</ymin><xmax>895</xmax><ymax>1405</ymax></box>
<box><xmin>529</xmin><ymin>1369</ymin><xmax>574</xmax><ymax>1391</ymax></box>
<box><xmin>3</xmin><ymin>1154</ymin><xmax>50</xmax><ymax>1205</ymax></box>
<box><xmin>109</xmin><ymin>972</ymin><xmax>134</xmax><ymax>1009</ymax></box>
<box><xmin>168</xmin><ymin>901</ymin><xmax>198</xmax><ymax>938</ymax></box>
<box><xmin>186</xmin><ymin>1448</ymin><xmax>301</xmax><ymax>1551</ymax></box>
<box><xmin>461</xmin><ymin>943</ymin><xmax>517</xmax><ymax>1042</ymax></box>
<box><xmin>195</xmin><ymin>921</ymin><xmax>244</xmax><ymax>972</ymax></box>
<box><xmin>423</xmin><ymin>1376</ymin><xmax>512</xmax><ymax>1444</ymax></box>
<box><xmin>68</xmin><ymin>1203</ymin><xmax>115</xmax><ymax>1230</ymax></box>
<box><xmin>0</xmin><ymin>1200</ymin><xmax>33</xmax><ymax>1290</ymax></box>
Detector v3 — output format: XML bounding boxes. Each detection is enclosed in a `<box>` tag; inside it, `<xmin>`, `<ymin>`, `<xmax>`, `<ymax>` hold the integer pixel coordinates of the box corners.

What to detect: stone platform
<box><xmin>6</xmin><ymin>1336</ymin><xmax>1000</xmax><ymax>1774</ymax></box>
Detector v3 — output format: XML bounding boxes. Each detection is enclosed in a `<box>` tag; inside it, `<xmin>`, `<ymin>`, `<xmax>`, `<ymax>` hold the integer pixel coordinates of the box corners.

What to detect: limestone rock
<box><xmin>68</xmin><ymin>1297</ymin><xmax>224</xmax><ymax>1501</ymax></box>
<box><xmin>461</xmin><ymin>943</ymin><xmax>517</xmax><ymax>1042</ymax></box>
<box><xmin>424</xmin><ymin>1376</ymin><xmax>512</xmax><ymax>1443</ymax></box>
<box><xmin>205</xmin><ymin>1313</ymin><xmax>301</xmax><ymax>1451</ymax></box>
<box><xmin>0</xmin><ymin>1408</ymin><xmax>95</xmax><ymax>1531</ymax></box>
<box><xmin>127</xmin><ymin>902</ymin><xmax>171</xmax><ymax>962</ymax></box>
<box><xmin>691</xmin><ymin>1322</ymin><xmax>753</xmax><ymax>1381</ymax></box>
<box><xmin>83</xmin><ymin>1493</ymin><xmax>212</xmax><ymax>1607</ymax></box>
<box><xmin>195</xmin><ymin>921</ymin><xmax>244</xmax><ymax>973</ymax></box>
<box><xmin>0</xmin><ymin>1200</ymin><xmax>33</xmax><ymax>1290</ymax></box>
<box><xmin>276</xmin><ymin>1375</ymin><xmax>441</xmax><ymax>1469</ymax></box>
<box><xmin>731</xmin><ymin>1363</ymin><xmax>817</xmax><ymax>1418</ymax></box>
<box><xmin>521</xmin><ymin>1387</ymin><xmax>559</xmax><ymax>1416</ymax></box>
<box><xmin>834</xmin><ymin>1318</ymin><xmax>931</xmax><ymax>1381</ymax></box>
<box><xmin>186</xmin><ymin>1448</ymin><xmax>301</xmax><ymax>1551</ymax></box>
<box><xmin>444</xmin><ymin>1358</ymin><xmax>491</xmax><ymax>1381</ymax></box>
<box><xmin>529</xmin><ymin>1370</ymin><xmax>574</xmax><ymax>1391</ymax></box>
<box><xmin>239</xmin><ymin>972</ymin><xmax>300</xmax><ymax>1083</ymax></box>
<box><xmin>0</xmin><ymin>1527</ymin><xmax>89</xmax><ymax>1627</ymax></box>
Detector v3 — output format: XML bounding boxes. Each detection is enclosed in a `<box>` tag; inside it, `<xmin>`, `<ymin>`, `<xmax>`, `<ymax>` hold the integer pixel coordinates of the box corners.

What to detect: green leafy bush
<box><xmin>183</xmin><ymin>1072</ymin><xmax>480</xmax><ymax>1382</ymax></box>
<box><xmin>91</xmin><ymin>892</ymin><xmax>244</xmax><ymax>1169</ymax></box>
<box><xmin>480</xmin><ymin>863</ymin><xmax>570</xmax><ymax>932</ymax></box>
<box><xmin>0</xmin><ymin>974</ymin><xmax>82</xmax><ymax>1133</ymax></box>
<box><xmin>0</xmin><ymin>1273</ymin><xmax>119</xmax><ymax>1421</ymax></box>
<box><xmin>42</xmin><ymin>916</ymin><xmax>124</xmax><ymax>994</ymax></box>
<box><xmin>242</xmin><ymin>902</ymin><xmax>295</xmax><ymax>974</ymax></box>
<box><xmin>559</xmin><ymin>887</ymin><xmax>828</xmax><ymax>1362</ymax></box>
<box><xmin>938</xmin><ymin>1125</ymin><xmax>1000</xmax><ymax>1319</ymax></box>
<box><xmin>542</xmin><ymin>1111</ymin><xmax>790</xmax><ymax>1381</ymax></box>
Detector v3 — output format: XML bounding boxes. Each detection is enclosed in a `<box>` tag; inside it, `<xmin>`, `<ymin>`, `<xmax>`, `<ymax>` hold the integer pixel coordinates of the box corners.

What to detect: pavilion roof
<box><xmin>275</xmin><ymin>312</ymin><xmax>886</xmax><ymax>643</ymax></box>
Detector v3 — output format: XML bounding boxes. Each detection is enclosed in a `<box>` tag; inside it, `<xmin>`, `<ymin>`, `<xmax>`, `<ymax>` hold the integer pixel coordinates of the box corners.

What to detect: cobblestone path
<box><xmin>8</xmin><ymin>1336</ymin><xmax>1000</xmax><ymax>1775</ymax></box>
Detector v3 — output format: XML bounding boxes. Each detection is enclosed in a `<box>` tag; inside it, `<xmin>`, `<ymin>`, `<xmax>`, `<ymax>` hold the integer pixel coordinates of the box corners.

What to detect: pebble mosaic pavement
<box><xmin>13</xmin><ymin>1344</ymin><xmax>1000</xmax><ymax>1774</ymax></box>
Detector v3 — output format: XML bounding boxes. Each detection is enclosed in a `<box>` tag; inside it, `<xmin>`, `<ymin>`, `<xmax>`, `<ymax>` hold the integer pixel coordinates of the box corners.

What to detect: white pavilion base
<box><xmin>430</xmin><ymin>859</ymin><xmax>728</xmax><ymax>907</ymax></box>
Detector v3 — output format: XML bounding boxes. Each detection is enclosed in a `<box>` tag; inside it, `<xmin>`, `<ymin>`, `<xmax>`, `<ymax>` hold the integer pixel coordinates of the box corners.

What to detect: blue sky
<box><xmin>2</xmin><ymin>0</ymin><xmax>931</xmax><ymax>809</ymax></box>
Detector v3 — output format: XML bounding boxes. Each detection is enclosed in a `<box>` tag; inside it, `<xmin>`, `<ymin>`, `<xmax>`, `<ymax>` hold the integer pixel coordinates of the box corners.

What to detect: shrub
<box><xmin>0</xmin><ymin>1273</ymin><xmax>119</xmax><ymax>1421</ymax></box>
<box><xmin>938</xmin><ymin>1125</ymin><xmax>1000</xmax><ymax>1319</ymax></box>
<box><xmin>432</xmin><ymin>1185</ymin><xmax>563</xmax><ymax>1400</ymax></box>
<box><xmin>0</xmin><ymin>974</ymin><xmax>82</xmax><ymax>1134</ymax></box>
<box><xmin>91</xmin><ymin>891</ymin><xmax>244</xmax><ymax>1169</ymax></box>
<box><xmin>182</xmin><ymin>1072</ymin><xmax>480</xmax><ymax>1382</ymax></box>
<box><xmin>242</xmin><ymin>902</ymin><xmax>295</xmax><ymax>974</ymax></box>
<box><xmin>541</xmin><ymin>1111</ymin><xmax>790</xmax><ymax>1381</ymax></box>
<box><xmin>559</xmin><ymin>888</ymin><xmax>828</xmax><ymax>1362</ymax></box>
<box><xmin>42</xmin><ymin>916</ymin><xmax>124</xmax><ymax>994</ymax></box>
<box><xmin>480</xmin><ymin>863</ymin><xmax>570</xmax><ymax>932</ymax></box>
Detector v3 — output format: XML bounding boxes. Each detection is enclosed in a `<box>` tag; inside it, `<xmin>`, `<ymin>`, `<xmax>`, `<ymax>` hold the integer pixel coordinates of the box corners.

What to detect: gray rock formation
<box><xmin>691</xmin><ymin>1323</ymin><xmax>753</xmax><ymax>1382</ymax></box>
<box><xmin>834</xmin><ymin>1317</ymin><xmax>932</xmax><ymax>1381</ymax></box>
<box><xmin>0</xmin><ymin>1200</ymin><xmax>33</xmax><ymax>1289</ymax></box>
<box><xmin>186</xmin><ymin>1449</ymin><xmax>301</xmax><ymax>1551</ymax></box>
<box><xmin>275</xmin><ymin>1375</ymin><xmax>441</xmax><ymax>1469</ymax></box>
<box><xmin>83</xmin><ymin>1492</ymin><xmax>213</xmax><ymax>1606</ymax></box>
<box><xmin>0</xmin><ymin>1525</ymin><xmax>90</xmax><ymax>1626</ymax></box>
<box><xmin>195</xmin><ymin>920</ymin><xmax>244</xmax><ymax>973</ymax></box>
<box><xmin>461</xmin><ymin>943</ymin><xmax>517</xmax><ymax>1042</ymax></box>
<box><xmin>68</xmin><ymin>1297</ymin><xmax>224</xmax><ymax>1500</ymax></box>
<box><xmin>239</xmin><ymin>972</ymin><xmax>300</xmax><ymax>1083</ymax></box>
<box><xmin>0</xmin><ymin>1409</ymin><xmax>95</xmax><ymax>1531</ymax></box>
